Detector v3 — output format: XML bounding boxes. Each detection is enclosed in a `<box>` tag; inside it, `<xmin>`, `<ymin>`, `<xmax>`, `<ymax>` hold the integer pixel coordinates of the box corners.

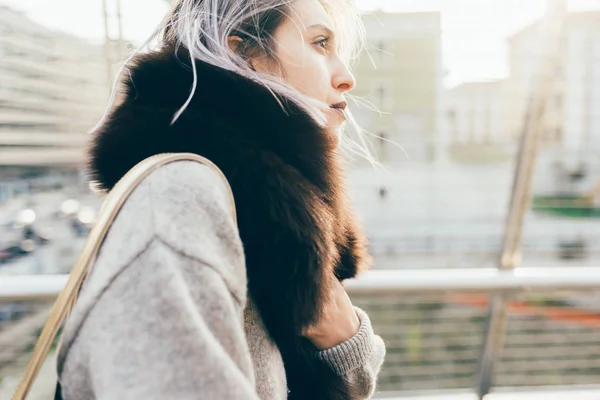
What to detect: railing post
<box><xmin>474</xmin><ymin>2</ymin><xmax>566</xmax><ymax>398</ymax></box>
<box><xmin>475</xmin><ymin>294</ymin><xmax>510</xmax><ymax>398</ymax></box>
<box><xmin>101</xmin><ymin>0</ymin><xmax>113</xmax><ymax>95</ymax></box>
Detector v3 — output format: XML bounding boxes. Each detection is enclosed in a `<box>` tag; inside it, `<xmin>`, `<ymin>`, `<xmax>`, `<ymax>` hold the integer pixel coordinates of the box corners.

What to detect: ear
<box><xmin>228</xmin><ymin>35</ymin><xmax>261</xmax><ymax>72</ymax></box>
<box><xmin>228</xmin><ymin>35</ymin><xmax>244</xmax><ymax>53</ymax></box>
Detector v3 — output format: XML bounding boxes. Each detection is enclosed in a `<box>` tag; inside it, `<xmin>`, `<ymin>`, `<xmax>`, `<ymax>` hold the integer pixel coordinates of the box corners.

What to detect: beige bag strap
<box><xmin>12</xmin><ymin>153</ymin><xmax>236</xmax><ymax>400</ymax></box>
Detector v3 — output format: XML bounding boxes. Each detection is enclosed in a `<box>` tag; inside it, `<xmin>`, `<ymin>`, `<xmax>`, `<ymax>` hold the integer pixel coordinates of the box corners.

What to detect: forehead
<box><xmin>288</xmin><ymin>0</ymin><xmax>336</xmax><ymax>33</ymax></box>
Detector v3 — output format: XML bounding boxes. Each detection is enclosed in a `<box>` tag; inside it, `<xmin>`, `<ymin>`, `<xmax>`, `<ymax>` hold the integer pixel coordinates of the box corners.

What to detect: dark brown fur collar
<box><xmin>88</xmin><ymin>46</ymin><xmax>371</xmax><ymax>400</ymax></box>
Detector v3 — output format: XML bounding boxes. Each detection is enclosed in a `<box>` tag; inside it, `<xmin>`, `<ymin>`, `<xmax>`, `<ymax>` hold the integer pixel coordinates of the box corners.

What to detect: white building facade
<box><xmin>447</xmin><ymin>81</ymin><xmax>509</xmax><ymax>145</ymax></box>
<box><xmin>506</xmin><ymin>11</ymin><xmax>600</xmax><ymax>195</ymax></box>
<box><xmin>0</xmin><ymin>6</ymin><xmax>108</xmax><ymax>168</ymax></box>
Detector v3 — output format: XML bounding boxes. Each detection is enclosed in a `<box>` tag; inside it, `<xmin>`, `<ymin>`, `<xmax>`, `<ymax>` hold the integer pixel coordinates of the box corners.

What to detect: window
<box><xmin>555</xmin><ymin>65</ymin><xmax>563</xmax><ymax>79</ymax></box>
<box><xmin>374</xmin><ymin>39</ymin><xmax>392</xmax><ymax>68</ymax></box>
<box><xmin>377</xmin><ymin>40</ymin><xmax>386</xmax><ymax>65</ymax></box>
<box><xmin>447</xmin><ymin>109</ymin><xmax>459</xmax><ymax>142</ymax></box>
<box><xmin>373</xmin><ymin>81</ymin><xmax>393</xmax><ymax>111</ymax></box>
<box><xmin>378</xmin><ymin>132</ymin><xmax>388</xmax><ymax>161</ymax></box>
<box><xmin>468</xmin><ymin>109</ymin><xmax>476</xmax><ymax>142</ymax></box>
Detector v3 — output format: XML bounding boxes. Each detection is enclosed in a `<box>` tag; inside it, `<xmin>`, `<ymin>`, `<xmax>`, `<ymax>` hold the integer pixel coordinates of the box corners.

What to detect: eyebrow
<box><xmin>306</xmin><ymin>23</ymin><xmax>336</xmax><ymax>38</ymax></box>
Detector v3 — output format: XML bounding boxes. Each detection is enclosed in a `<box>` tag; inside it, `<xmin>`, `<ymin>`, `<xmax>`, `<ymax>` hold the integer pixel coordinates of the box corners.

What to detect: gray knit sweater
<box><xmin>57</xmin><ymin>161</ymin><xmax>386</xmax><ymax>399</ymax></box>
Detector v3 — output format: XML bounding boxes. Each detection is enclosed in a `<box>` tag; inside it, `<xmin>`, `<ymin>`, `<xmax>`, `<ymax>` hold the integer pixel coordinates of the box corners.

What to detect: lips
<box><xmin>330</xmin><ymin>101</ymin><xmax>347</xmax><ymax>119</ymax></box>
<box><xmin>330</xmin><ymin>101</ymin><xmax>347</xmax><ymax>111</ymax></box>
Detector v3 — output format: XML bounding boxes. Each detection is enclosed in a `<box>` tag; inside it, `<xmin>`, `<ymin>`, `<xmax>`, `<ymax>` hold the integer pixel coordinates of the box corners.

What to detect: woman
<box><xmin>57</xmin><ymin>0</ymin><xmax>385</xmax><ymax>399</ymax></box>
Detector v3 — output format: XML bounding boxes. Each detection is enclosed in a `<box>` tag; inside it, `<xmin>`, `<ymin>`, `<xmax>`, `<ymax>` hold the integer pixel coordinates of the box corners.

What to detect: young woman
<box><xmin>56</xmin><ymin>0</ymin><xmax>385</xmax><ymax>399</ymax></box>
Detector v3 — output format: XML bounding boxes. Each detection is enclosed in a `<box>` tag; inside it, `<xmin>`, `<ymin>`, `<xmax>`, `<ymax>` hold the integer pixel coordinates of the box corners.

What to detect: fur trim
<box><xmin>88</xmin><ymin>46</ymin><xmax>371</xmax><ymax>400</ymax></box>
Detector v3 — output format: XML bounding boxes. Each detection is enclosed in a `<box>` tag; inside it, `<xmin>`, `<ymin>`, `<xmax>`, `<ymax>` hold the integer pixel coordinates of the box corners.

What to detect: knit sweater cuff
<box><xmin>316</xmin><ymin>307</ymin><xmax>375</xmax><ymax>375</ymax></box>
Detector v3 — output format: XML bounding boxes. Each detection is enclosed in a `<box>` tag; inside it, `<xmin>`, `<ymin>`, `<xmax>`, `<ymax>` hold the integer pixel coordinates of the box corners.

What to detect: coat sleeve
<box><xmin>58</xmin><ymin>161</ymin><xmax>260</xmax><ymax>400</ymax></box>
<box><xmin>316</xmin><ymin>308</ymin><xmax>386</xmax><ymax>399</ymax></box>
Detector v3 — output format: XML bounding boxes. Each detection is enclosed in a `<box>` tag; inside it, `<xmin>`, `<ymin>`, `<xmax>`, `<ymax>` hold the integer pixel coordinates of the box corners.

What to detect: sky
<box><xmin>3</xmin><ymin>0</ymin><xmax>600</xmax><ymax>87</ymax></box>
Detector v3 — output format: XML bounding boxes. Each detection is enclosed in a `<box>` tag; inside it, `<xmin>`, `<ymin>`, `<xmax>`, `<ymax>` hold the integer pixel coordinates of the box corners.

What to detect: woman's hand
<box><xmin>303</xmin><ymin>278</ymin><xmax>360</xmax><ymax>350</ymax></box>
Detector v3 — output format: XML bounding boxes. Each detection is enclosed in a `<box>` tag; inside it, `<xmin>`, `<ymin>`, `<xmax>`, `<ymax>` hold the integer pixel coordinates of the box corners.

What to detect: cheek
<box><xmin>278</xmin><ymin>47</ymin><xmax>330</xmax><ymax>101</ymax></box>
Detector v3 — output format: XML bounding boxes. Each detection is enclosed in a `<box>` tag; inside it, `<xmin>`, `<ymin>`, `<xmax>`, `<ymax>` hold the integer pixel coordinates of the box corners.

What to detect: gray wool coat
<box><xmin>57</xmin><ymin>161</ymin><xmax>386</xmax><ymax>399</ymax></box>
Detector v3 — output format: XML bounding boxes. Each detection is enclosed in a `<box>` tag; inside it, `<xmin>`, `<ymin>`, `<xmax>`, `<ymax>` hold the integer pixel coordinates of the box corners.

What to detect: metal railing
<box><xmin>2</xmin><ymin>267</ymin><xmax>600</xmax><ymax>398</ymax></box>
<box><xmin>4</xmin><ymin>268</ymin><xmax>600</xmax><ymax>300</ymax></box>
<box><xmin>351</xmin><ymin>269</ymin><xmax>600</xmax><ymax>396</ymax></box>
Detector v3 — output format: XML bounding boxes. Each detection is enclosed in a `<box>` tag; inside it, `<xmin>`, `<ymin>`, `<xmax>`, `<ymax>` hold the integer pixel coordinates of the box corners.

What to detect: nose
<box><xmin>332</xmin><ymin>60</ymin><xmax>355</xmax><ymax>93</ymax></box>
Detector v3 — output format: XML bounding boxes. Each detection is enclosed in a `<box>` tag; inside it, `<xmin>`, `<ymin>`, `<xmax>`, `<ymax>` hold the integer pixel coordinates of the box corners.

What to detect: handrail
<box><xmin>345</xmin><ymin>267</ymin><xmax>600</xmax><ymax>294</ymax></box>
<box><xmin>2</xmin><ymin>267</ymin><xmax>600</xmax><ymax>301</ymax></box>
<box><xmin>0</xmin><ymin>274</ymin><xmax>69</xmax><ymax>301</ymax></box>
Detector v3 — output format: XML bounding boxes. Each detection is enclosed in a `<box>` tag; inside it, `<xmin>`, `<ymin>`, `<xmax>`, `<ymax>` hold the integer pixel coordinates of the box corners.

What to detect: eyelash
<box><xmin>314</xmin><ymin>36</ymin><xmax>330</xmax><ymax>50</ymax></box>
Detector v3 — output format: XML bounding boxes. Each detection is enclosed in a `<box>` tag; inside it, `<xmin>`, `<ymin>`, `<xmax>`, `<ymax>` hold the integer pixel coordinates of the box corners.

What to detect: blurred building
<box><xmin>0</xmin><ymin>6</ymin><xmax>108</xmax><ymax>198</ymax></box>
<box><xmin>352</xmin><ymin>11</ymin><xmax>444</xmax><ymax>164</ymax></box>
<box><xmin>447</xmin><ymin>81</ymin><xmax>509</xmax><ymax>144</ymax></box>
<box><xmin>506</xmin><ymin>10</ymin><xmax>600</xmax><ymax>196</ymax></box>
<box><xmin>347</xmin><ymin>12</ymin><xmax>513</xmax><ymax>268</ymax></box>
<box><xmin>562</xmin><ymin>11</ymin><xmax>600</xmax><ymax>155</ymax></box>
<box><xmin>444</xmin><ymin>81</ymin><xmax>517</xmax><ymax>164</ymax></box>
<box><xmin>504</xmin><ymin>19</ymin><xmax>564</xmax><ymax>148</ymax></box>
<box><xmin>506</xmin><ymin>10</ymin><xmax>600</xmax><ymax>151</ymax></box>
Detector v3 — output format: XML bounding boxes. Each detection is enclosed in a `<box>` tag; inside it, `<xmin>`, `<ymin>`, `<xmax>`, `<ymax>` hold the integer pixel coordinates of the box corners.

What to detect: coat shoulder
<box><xmin>142</xmin><ymin>160</ymin><xmax>241</xmax><ymax>262</ymax></box>
<box><xmin>85</xmin><ymin>159</ymin><xmax>243</xmax><ymax>314</ymax></box>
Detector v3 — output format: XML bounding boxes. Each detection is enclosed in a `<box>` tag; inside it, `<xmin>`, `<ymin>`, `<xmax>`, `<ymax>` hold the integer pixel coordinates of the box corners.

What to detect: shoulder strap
<box><xmin>12</xmin><ymin>153</ymin><xmax>236</xmax><ymax>400</ymax></box>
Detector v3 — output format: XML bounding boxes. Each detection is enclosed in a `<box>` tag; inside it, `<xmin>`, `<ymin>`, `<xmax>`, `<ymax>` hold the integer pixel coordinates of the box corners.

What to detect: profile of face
<box><xmin>239</xmin><ymin>0</ymin><xmax>356</xmax><ymax>141</ymax></box>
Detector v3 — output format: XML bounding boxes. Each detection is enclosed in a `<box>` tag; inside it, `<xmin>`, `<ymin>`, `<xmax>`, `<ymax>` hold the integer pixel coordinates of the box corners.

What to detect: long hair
<box><xmin>96</xmin><ymin>0</ymin><xmax>373</xmax><ymax>160</ymax></box>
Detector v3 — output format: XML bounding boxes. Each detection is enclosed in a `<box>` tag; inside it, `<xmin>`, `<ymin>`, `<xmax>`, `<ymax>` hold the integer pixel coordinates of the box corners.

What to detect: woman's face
<box><xmin>254</xmin><ymin>0</ymin><xmax>356</xmax><ymax>140</ymax></box>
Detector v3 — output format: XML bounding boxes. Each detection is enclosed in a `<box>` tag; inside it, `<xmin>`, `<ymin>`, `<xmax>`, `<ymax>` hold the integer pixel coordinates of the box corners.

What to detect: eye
<box><xmin>313</xmin><ymin>36</ymin><xmax>330</xmax><ymax>51</ymax></box>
